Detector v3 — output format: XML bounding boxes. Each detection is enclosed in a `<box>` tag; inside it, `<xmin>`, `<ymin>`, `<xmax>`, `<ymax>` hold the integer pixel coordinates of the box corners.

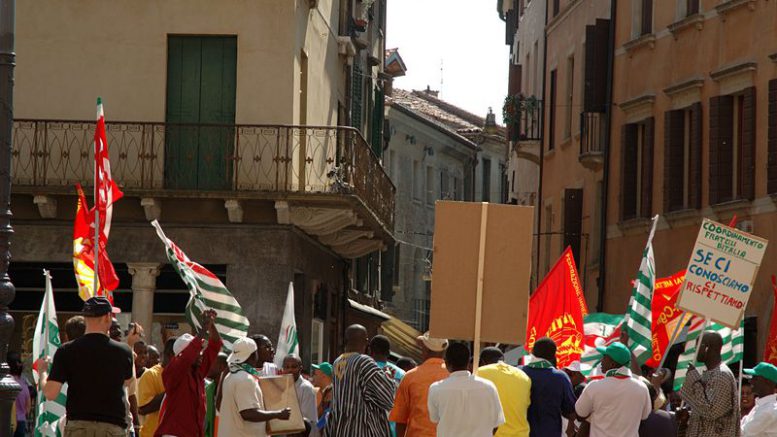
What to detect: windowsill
<box><xmin>665</xmin><ymin>208</ymin><xmax>702</xmax><ymax>228</ymax></box>
<box><xmin>623</xmin><ymin>33</ymin><xmax>656</xmax><ymax>54</ymax></box>
<box><xmin>710</xmin><ymin>198</ymin><xmax>751</xmax><ymax>216</ymax></box>
<box><xmin>618</xmin><ymin>217</ymin><xmax>652</xmax><ymax>236</ymax></box>
<box><xmin>716</xmin><ymin>0</ymin><xmax>757</xmax><ymax>20</ymax></box>
<box><xmin>560</xmin><ymin>136</ymin><xmax>573</xmax><ymax>149</ymax></box>
<box><xmin>412</xmin><ymin>198</ymin><xmax>422</xmax><ymax>205</ymax></box>
<box><xmin>668</xmin><ymin>14</ymin><xmax>704</xmax><ymax>38</ymax></box>
<box><xmin>545</xmin><ymin>148</ymin><xmax>557</xmax><ymax>159</ymax></box>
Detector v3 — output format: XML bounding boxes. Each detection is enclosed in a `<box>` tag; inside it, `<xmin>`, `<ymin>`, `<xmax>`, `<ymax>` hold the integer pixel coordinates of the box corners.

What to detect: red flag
<box><xmin>73</xmin><ymin>184</ymin><xmax>119</xmax><ymax>301</ymax></box>
<box><xmin>526</xmin><ymin>247</ymin><xmax>589</xmax><ymax>368</ymax></box>
<box><xmin>764</xmin><ymin>276</ymin><xmax>777</xmax><ymax>366</ymax></box>
<box><xmin>94</xmin><ymin>98</ymin><xmax>123</xmax><ymax>242</ymax></box>
<box><xmin>646</xmin><ymin>270</ymin><xmax>685</xmax><ymax>367</ymax></box>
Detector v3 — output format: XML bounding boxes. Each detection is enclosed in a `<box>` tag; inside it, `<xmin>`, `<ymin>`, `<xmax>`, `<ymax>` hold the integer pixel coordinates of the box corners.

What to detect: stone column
<box><xmin>128</xmin><ymin>263</ymin><xmax>161</xmax><ymax>334</ymax></box>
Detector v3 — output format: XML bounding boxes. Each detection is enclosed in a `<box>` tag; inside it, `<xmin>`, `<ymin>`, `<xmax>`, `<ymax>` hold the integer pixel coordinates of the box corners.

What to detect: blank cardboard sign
<box><xmin>429</xmin><ymin>202</ymin><xmax>533</xmax><ymax>344</ymax></box>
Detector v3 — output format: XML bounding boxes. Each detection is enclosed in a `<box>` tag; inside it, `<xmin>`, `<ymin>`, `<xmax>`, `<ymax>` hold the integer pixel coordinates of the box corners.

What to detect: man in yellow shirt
<box><xmin>477</xmin><ymin>347</ymin><xmax>532</xmax><ymax>437</ymax></box>
<box><xmin>137</xmin><ymin>339</ymin><xmax>172</xmax><ymax>437</ymax></box>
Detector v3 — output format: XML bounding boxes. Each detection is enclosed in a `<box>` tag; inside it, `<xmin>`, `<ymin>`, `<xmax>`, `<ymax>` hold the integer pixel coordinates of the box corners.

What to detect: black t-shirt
<box><xmin>49</xmin><ymin>333</ymin><xmax>133</xmax><ymax>427</ymax></box>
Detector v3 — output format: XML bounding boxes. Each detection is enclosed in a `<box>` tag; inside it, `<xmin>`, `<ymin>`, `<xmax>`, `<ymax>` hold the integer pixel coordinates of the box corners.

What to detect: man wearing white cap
<box><xmin>389</xmin><ymin>331</ymin><xmax>450</xmax><ymax>437</ymax></box>
<box><xmin>155</xmin><ymin>310</ymin><xmax>223</xmax><ymax>437</ymax></box>
<box><xmin>219</xmin><ymin>337</ymin><xmax>291</xmax><ymax>437</ymax></box>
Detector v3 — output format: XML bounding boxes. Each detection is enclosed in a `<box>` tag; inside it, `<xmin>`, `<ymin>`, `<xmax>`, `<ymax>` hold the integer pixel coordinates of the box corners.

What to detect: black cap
<box><xmin>82</xmin><ymin>296</ymin><xmax>121</xmax><ymax>317</ymax></box>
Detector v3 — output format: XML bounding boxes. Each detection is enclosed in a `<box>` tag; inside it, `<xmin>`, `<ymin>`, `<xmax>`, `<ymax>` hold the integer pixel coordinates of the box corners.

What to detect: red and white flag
<box><xmin>94</xmin><ymin>98</ymin><xmax>123</xmax><ymax>242</ymax></box>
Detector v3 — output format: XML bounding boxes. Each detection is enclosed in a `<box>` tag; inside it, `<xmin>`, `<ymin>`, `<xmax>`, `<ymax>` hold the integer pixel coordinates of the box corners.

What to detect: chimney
<box><xmin>484</xmin><ymin>107</ymin><xmax>497</xmax><ymax>133</ymax></box>
<box><xmin>424</xmin><ymin>85</ymin><xmax>439</xmax><ymax>98</ymax></box>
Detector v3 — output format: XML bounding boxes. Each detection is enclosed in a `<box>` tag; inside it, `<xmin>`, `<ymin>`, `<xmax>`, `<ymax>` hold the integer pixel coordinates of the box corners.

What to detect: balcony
<box><xmin>11</xmin><ymin>120</ymin><xmax>395</xmax><ymax>258</ymax></box>
<box><xmin>579</xmin><ymin>112</ymin><xmax>606</xmax><ymax>171</ymax></box>
<box><xmin>506</xmin><ymin>96</ymin><xmax>543</xmax><ymax>144</ymax></box>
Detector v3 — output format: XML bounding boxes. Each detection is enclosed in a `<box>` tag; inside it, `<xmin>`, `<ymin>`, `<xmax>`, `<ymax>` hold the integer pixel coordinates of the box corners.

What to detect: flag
<box><xmin>525</xmin><ymin>247</ymin><xmax>588</xmax><ymax>368</ymax></box>
<box><xmin>764</xmin><ymin>275</ymin><xmax>777</xmax><ymax>365</ymax></box>
<box><xmin>274</xmin><ymin>282</ymin><xmax>299</xmax><ymax>367</ymax></box>
<box><xmin>625</xmin><ymin>215</ymin><xmax>659</xmax><ymax>364</ymax></box>
<box><xmin>72</xmin><ymin>184</ymin><xmax>118</xmax><ymax>300</ymax></box>
<box><xmin>33</xmin><ymin>270</ymin><xmax>66</xmax><ymax>437</ymax></box>
<box><xmin>580</xmin><ymin>313</ymin><xmax>624</xmax><ymax>375</ymax></box>
<box><xmin>673</xmin><ymin>318</ymin><xmax>743</xmax><ymax>391</ymax></box>
<box><xmin>152</xmin><ymin>220</ymin><xmax>249</xmax><ymax>351</ymax></box>
<box><xmin>646</xmin><ymin>270</ymin><xmax>686</xmax><ymax>367</ymax></box>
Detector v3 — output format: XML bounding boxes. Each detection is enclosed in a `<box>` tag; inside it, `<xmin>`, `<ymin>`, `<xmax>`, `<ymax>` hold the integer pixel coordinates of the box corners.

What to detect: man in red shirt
<box><xmin>155</xmin><ymin>309</ymin><xmax>222</xmax><ymax>437</ymax></box>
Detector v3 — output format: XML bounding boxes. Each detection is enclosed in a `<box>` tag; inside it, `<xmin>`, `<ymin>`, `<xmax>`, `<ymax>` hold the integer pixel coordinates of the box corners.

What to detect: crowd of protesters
<box><xmin>9</xmin><ymin>297</ymin><xmax>777</xmax><ymax>437</ymax></box>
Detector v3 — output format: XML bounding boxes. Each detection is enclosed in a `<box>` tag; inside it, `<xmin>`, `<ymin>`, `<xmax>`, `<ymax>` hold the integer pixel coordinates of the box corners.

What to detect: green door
<box><xmin>165</xmin><ymin>36</ymin><xmax>237</xmax><ymax>190</ymax></box>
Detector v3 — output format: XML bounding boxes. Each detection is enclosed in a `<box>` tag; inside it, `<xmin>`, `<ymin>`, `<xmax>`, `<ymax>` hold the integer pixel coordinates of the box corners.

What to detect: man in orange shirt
<box><xmin>389</xmin><ymin>332</ymin><xmax>449</xmax><ymax>437</ymax></box>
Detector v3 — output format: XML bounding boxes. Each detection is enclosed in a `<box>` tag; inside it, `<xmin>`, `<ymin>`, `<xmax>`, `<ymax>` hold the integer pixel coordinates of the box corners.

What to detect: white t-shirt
<box><xmin>427</xmin><ymin>370</ymin><xmax>505</xmax><ymax>437</ymax></box>
<box><xmin>741</xmin><ymin>393</ymin><xmax>777</xmax><ymax>436</ymax></box>
<box><xmin>218</xmin><ymin>371</ymin><xmax>267</xmax><ymax>437</ymax></box>
<box><xmin>574</xmin><ymin>370</ymin><xmax>652</xmax><ymax>437</ymax></box>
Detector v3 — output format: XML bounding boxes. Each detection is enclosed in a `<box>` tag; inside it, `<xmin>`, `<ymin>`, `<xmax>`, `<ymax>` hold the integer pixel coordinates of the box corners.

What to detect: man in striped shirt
<box><xmin>326</xmin><ymin>324</ymin><xmax>395</xmax><ymax>437</ymax></box>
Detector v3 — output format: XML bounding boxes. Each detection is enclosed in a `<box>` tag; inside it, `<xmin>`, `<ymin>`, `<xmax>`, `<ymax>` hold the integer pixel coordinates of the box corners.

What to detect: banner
<box><xmin>33</xmin><ymin>270</ymin><xmax>66</xmax><ymax>437</ymax></box>
<box><xmin>677</xmin><ymin>219</ymin><xmax>768</xmax><ymax>328</ymax></box>
<box><xmin>765</xmin><ymin>276</ymin><xmax>777</xmax><ymax>366</ymax></box>
<box><xmin>625</xmin><ymin>215</ymin><xmax>659</xmax><ymax>364</ymax></box>
<box><xmin>580</xmin><ymin>313</ymin><xmax>624</xmax><ymax>375</ymax></box>
<box><xmin>525</xmin><ymin>246</ymin><xmax>588</xmax><ymax>368</ymax></box>
<box><xmin>646</xmin><ymin>270</ymin><xmax>685</xmax><ymax>367</ymax></box>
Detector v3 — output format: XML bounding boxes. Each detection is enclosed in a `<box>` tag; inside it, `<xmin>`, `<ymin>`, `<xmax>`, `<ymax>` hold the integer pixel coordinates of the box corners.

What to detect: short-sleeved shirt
<box><xmin>389</xmin><ymin>357</ymin><xmax>448</xmax><ymax>436</ymax></box>
<box><xmin>520</xmin><ymin>366</ymin><xmax>576</xmax><ymax>437</ymax></box>
<box><xmin>138</xmin><ymin>364</ymin><xmax>164</xmax><ymax>437</ymax></box>
<box><xmin>218</xmin><ymin>370</ymin><xmax>266</xmax><ymax>437</ymax></box>
<box><xmin>12</xmin><ymin>375</ymin><xmax>30</xmax><ymax>422</ymax></box>
<box><xmin>427</xmin><ymin>370</ymin><xmax>505</xmax><ymax>437</ymax></box>
<box><xmin>478</xmin><ymin>362</ymin><xmax>532</xmax><ymax>437</ymax></box>
<box><xmin>574</xmin><ymin>371</ymin><xmax>652</xmax><ymax>437</ymax></box>
<box><xmin>49</xmin><ymin>333</ymin><xmax>134</xmax><ymax>428</ymax></box>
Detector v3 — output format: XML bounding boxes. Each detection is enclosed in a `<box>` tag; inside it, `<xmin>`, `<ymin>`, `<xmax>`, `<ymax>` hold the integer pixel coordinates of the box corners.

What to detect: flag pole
<box><xmin>657</xmin><ymin>312</ymin><xmax>689</xmax><ymax>370</ymax></box>
<box><xmin>43</xmin><ymin>270</ymin><xmax>50</xmax><ymax>359</ymax></box>
<box><xmin>93</xmin><ymin>98</ymin><xmax>100</xmax><ymax>297</ymax></box>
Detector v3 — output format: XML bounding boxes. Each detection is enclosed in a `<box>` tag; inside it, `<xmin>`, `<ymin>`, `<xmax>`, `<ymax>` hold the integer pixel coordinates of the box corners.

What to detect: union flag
<box><xmin>526</xmin><ymin>247</ymin><xmax>589</xmax><ymax>368</ymax></box>
<box><xmin>646</xmin><ymin>270</ymin><xmax>685</xmax><ymax>367</ymax></box>
<box><xmin>764</xmin><ymin>276</ymin><xmax>777</xmax><ymax>366</ymax></box>
<box><xmin>73</xmin><ymin>184</ymin><xmax>119</xmax><ymax>301</ymax></box>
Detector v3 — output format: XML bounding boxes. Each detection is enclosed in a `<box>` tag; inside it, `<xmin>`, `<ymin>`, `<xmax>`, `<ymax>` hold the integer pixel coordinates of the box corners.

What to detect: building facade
<box><xmin>383</xmin><ymin>87</ymin><xmax>508</xmax><ymax>330</ymax></box>
<box><xmin>10</xmin><ymin>0</ymin><xmax>394</xmax><ymax>364</ymax></box>
<box><xmin>607</xmin><ymin>0</ymin><xmax>777</xmax><ymax>359</ymax></box>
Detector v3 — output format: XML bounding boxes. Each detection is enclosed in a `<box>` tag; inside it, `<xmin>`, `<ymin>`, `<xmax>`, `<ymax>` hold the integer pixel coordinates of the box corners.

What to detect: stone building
<box><xmin>606</xmin><ymin>0</ymin><xmax>777</xmax><ymax>359</ymax></box>
<box><xmin>9</xmin><ymin>0</ymin><xmax>394</xmax><ymax>364</ymax></box>
<box><xmin>383</xmin><ymin>87</ymin><xmax>508</xmax><ymax>330</ymax></box>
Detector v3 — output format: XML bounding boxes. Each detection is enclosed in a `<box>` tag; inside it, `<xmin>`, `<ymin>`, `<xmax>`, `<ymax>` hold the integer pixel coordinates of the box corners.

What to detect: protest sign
<box><xmin>429</xmin><ymin>202</ymin><xmax>533</xmax><ymax>345</ymax></box>
<box><xmin>677</xmin><ymin>219</ymin><xmax>768</xmax><ymax>328</ymax></box>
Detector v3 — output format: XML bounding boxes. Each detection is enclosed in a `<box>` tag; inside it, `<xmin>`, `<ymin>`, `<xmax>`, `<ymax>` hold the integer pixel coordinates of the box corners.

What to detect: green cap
<box><xmin>312</xmin><ymin>362</ymin><xmax>333</xmax><ymax>378</ymax></box>
<box><xmin>596</xmin><ymin>341</ymin><xmax>631</xmax><ymax>366</ymax></box>
<box><xmin>744</xmin><ymin>362</ymin><xmax>777</xmax><ymax>384</ymax></box>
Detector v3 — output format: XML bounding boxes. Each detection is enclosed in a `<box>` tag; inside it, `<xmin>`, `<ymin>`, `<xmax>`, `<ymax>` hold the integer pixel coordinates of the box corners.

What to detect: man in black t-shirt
<box><xmin>45</xmin><ymin>296</ymin><xmax>134</xmax><ymax>435</ymax></box>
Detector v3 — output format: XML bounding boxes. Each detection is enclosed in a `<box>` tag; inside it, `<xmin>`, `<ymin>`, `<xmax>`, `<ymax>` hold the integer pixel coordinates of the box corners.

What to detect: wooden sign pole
<box><xmin>472</xmin><ymin>203</ymin><xmax>489</xmax><ymax>375</ymax></box>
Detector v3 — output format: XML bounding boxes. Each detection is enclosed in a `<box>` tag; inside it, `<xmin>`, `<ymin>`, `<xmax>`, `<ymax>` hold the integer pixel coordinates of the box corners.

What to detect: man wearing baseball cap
<box><xmin>44</xmin><ymin>296</ymin><xmax>134</xmax><ymax>436</ymax></box>
<box><xmin>575</xmin><ymin>342</ymin><xmax>651</xmax><ymax>437</ymax></box>
<box><xmin>218</xmin><ymin>337</ymin><xmax>291</xmax><ymax>437</ymax></box>
<box><xmin>390</xmin><ymin>331</ymin><xmax>450</xmax><ymax>437</ymax></box>
<box><xmin>741</xmin><ymin>362</ymin><xmax>777</xmax><ymax>436</ymax></box>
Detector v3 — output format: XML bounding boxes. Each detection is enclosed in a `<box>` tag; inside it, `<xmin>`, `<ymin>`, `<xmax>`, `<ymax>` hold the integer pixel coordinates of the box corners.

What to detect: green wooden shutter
<box><xmin>352</xmin><ymin>63</ymin><xmax>364</xmax><ymax>129</ymax></box>
<box><xmin>371</xmin><ymin>86</ymin><xmax>384</xmax><ymax>157</ymax></box>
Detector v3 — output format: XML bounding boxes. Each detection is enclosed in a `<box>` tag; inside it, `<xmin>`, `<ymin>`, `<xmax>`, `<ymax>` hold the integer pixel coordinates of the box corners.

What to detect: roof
<box><xmin>387</xmin><ymin>89</ymin><xmax>507</xmax><ymax>140</ymax></box>
<box><xmin>385</xmin><ymin>48</ymin><xmax>407</xmax><ymax>78</ymax></box>
<box><xmin>347</xmin><ymin>298</ymin><xmax>391</xmax><ymax>320</ymax></box>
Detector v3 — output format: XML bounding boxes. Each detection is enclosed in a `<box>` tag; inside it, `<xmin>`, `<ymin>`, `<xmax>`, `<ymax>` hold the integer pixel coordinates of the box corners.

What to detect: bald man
<box><xmin>679</xmin><ymin>331</ymin><xmax>740</xmax><ymax>437</ymax></box>
<box><xmin>326</xmin><ymin>325</ymin><xmax>395</xmax><ymax>437</ymax></box>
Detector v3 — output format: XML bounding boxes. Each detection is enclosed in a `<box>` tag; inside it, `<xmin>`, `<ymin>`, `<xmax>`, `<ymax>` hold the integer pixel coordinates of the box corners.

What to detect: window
<box><xmin>563</xmin><ymin>189</ymin><xmax>583</xmax><ymax>267</ymax></box>
<box><xmin>686</xmin><ymin>0</ymin><xmax>699</xmax><ymax>16</ymax></box>
<box><xmin>412</xmin><ymin>160</ymin><xmax>423</xmax><ymax>201</ymax></box>
<box><xmin>415</xmin><ymin>296</ymin><xmax>431</xmax><ymax>332</ymax></box>
<box><xmin>453</xmin><ymin>177</ymin><xmax>462</xmax><ymax>200</ymax></box>
<box><xmin>565</xmin><ymin>56</ymin><xmax>575</xmax><ymax>139</ymax></box>
<box><xmin>553</xmin><ymin>0</ymin><xmax>560</xmax><ymax>17</ymax></box>
<box><xmin>620</xmin><ymin>118</ymin><xmax>654</xmax><ymax>220</ymax></box>
<box><xmin>640</xmin><ymin>0</ymin><xmax>653</xmax><ymax>36</ymax></box>
<box><xmin>311</xmin><ymin>319</ymin><xmax>324</xmax><ymax>364</ymax></box>
<box><xmin>500</xmin><ymin>163</ymin><xmax>509</xmax><ymax>203</ymax></box>
<box><xmin>549</xmin><ymin>70</ymin><xmax>558</xmax><ymax>150</ymax></box>
<box><xmin>482</xmin><ymin>158</ymin><xmax>492</xmax><ymax>202</ymax></box>
<box><xmin>664</xmin><ymin>104</ymin><xmax>702</xmax><ymax>212</ymax></box>
<box><xmin>426</xmin><ymin>166</ymin><xmax>435</xmax><ymax>205</ymax></box>
<box><xmin>709</xmin><ymin>89</ymin><xmax>755</xmax><ymax>204</ymax></box>
<box><xmin>440</xmin><ymin>169</ymin><xmax>450</xmax><ymax>200</ymax></box>
<box><xmin>543</xmin><ymin>203</ymin><xmax>553</xmax><ymax>276</ymax></box>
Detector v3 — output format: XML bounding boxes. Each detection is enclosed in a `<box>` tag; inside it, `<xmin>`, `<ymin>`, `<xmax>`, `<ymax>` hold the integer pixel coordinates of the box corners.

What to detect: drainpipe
<box><xmin>596</xmin><ymin>0</ymin><xmax>617</xmax><ymax>312</ymax></box>
<box><xmin>535</xmin><ymin>0</ymin><xmax>549</xmax><ymax>289</ymax></box>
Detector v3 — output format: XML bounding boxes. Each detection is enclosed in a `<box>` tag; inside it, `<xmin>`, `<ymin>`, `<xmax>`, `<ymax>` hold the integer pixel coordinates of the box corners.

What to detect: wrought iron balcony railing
<box><xmin>12</xmin><ymin>120</ymin><xmax>395</xmax><ymax>228</ymax></box>
<box><xmin>506</xmin><ymin>96</ymin><xmax>543</xmax><ymax>142</ymax></box>
<box><xmin>579</xmin><ymin>112</ymin><xmax>606</xmax><ymax>170</ymax></box>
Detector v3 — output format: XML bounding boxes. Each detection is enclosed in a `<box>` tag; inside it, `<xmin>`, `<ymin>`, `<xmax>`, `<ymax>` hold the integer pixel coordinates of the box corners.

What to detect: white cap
<box><xmin>227</xmin><ymin>337</ymin><xmax>257</xmax><ymax>365</ymax></box>
<box><xmin>173</xmin><ymin>333</ymin><xmax>195</xmax><ymax>356</ymax></box>
<box><xmin>416</xmin><ymin>332</ymin><xmax>449</xmax><ymax>352</ymax></box>
<box><xmin>563</xmin><ymin>360</ymin><xmax>592</xmax><ymax>373</ymax></box>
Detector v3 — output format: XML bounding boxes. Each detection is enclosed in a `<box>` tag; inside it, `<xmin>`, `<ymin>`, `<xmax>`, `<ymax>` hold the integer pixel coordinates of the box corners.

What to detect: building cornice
<box><xmin>663</xmin><ymin>77</ymin><xmax>705</xmax><ymax>96</ymax></box>
<box><xmin>710</xmin><ymin>60</ymin><xmax>757</xmax><ymax>82</ymax></box>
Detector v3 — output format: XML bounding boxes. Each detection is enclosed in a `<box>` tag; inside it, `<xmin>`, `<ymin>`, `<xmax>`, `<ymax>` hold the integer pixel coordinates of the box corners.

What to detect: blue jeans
<box><xmin>13</xmin><ymin>420</ymin><xmax>25</xmax><ymax>437</ymax></box>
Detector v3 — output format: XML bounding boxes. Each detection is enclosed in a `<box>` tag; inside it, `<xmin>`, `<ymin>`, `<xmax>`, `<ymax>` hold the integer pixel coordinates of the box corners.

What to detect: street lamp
<box><xmin>0</xmin><ymin>0</ymin><xmax>20</xmax><ymax>435</ymax></box>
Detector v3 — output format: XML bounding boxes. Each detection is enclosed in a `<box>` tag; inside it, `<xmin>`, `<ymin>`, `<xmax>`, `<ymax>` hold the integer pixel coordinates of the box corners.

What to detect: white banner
<box><xmin>677</xmin><ymin>219</ymin><xmax>768</xmax><ymax>328</ymax></box>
